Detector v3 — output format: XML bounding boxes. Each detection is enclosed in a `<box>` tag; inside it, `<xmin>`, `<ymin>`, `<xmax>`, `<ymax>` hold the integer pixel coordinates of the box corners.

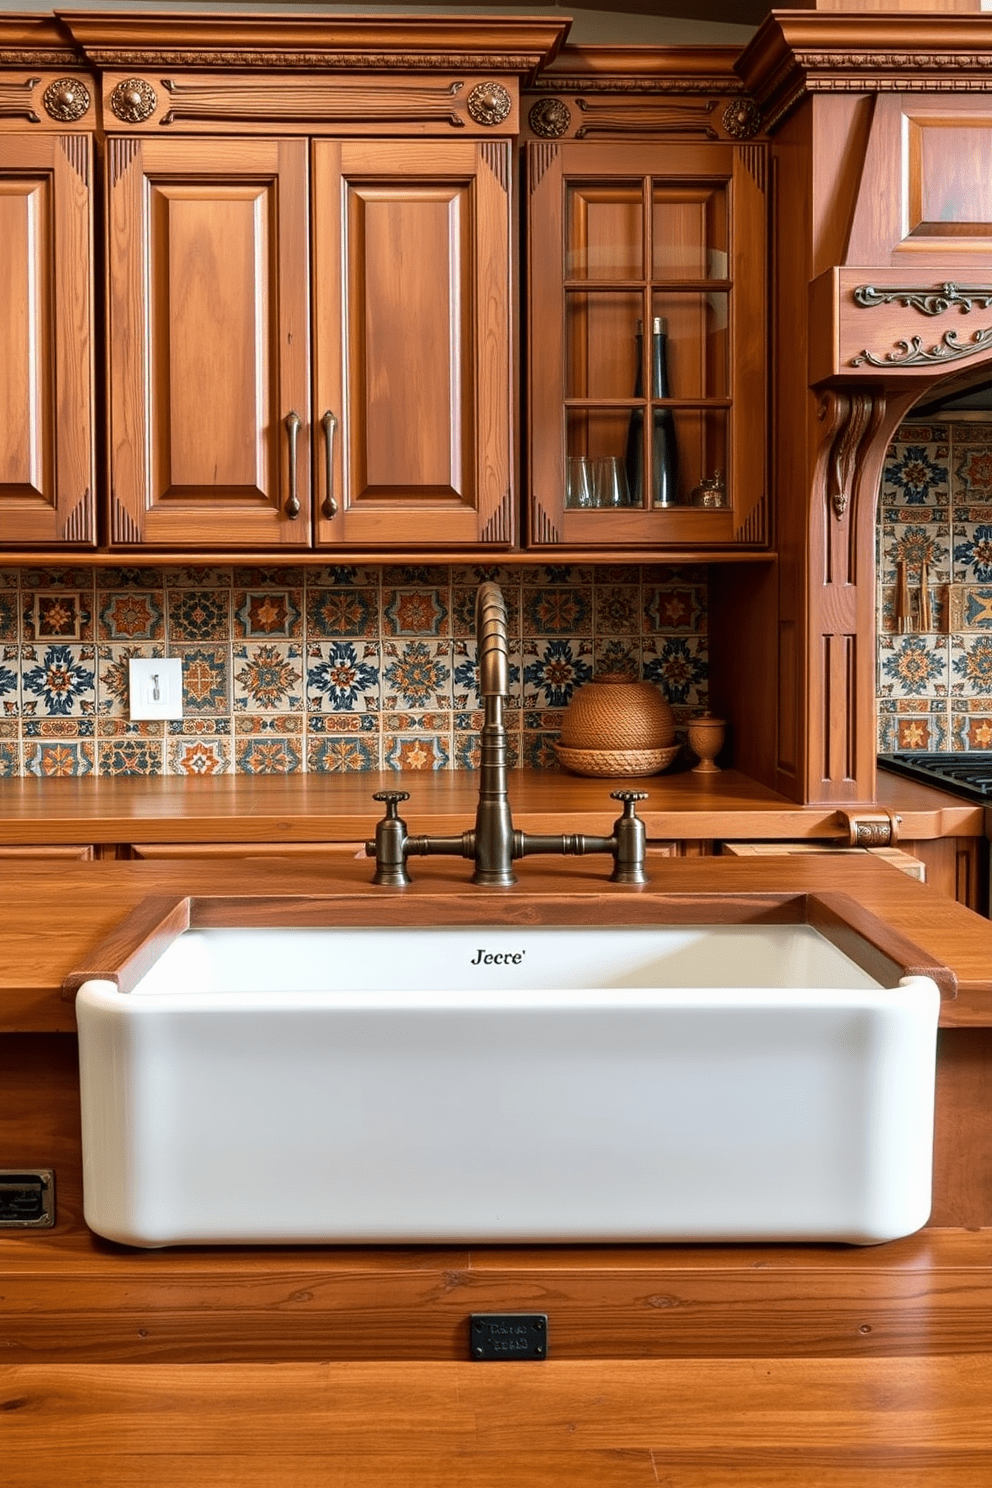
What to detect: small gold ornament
<box><xmin>722</xmin><ymin>97</ymin><xmax>760</xmax><ymax>140</ymax></box>
<box><xmin>110</xmin><ymin>77</ymin><xmax>157</xmax><ymax>124</ymax></box>
<box><xmin>467</xmin><ymin>81</ymin><xmax>511</xmax><ymax>127</ymax></box>
<box><xmin>528</xmin><ymin>97</ymin><xmax>570</xmax><ymax>138</ymax></box>
<box><xmin>43</xmin><ymin>77</ymin><xmax>91</xmax><ymax>122</ymax></box>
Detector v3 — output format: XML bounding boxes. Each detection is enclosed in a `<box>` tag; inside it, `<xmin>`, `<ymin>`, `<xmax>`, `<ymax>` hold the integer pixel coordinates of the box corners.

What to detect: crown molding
<box><xmin>529</xmin><ymin>43</ymin><xmax>744</xmax><ymax>95</ymax></box>
<box><xmin>56</xmin><ymin>11</ymin><xmax>570</xmax><ymax>77</ymax></box>
<box><xmin>0</xmin><ymin>13</ymin><xmax>79</xmax><ymax>66</ymax></box>
<box><xmin>737</xmin><ymin>12</ymin><xmax>992</xmax><ymax>133</ymax></box>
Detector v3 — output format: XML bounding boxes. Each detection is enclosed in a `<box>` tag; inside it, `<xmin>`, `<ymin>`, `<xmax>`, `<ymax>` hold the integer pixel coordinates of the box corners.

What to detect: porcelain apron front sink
<box><xmin>71</xmin><ymin>895</ymin><xmax>943</xmax><ymax>1248</ymax></box>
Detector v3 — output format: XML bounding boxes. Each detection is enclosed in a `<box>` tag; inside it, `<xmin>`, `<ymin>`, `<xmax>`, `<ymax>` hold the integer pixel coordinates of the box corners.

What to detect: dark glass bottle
<box><xmin>624</xmin><ymin>318</ymin><xmax>680</xmax><ymax>509</ymax></box>
<box><xmin>623</xmin><ymin>320</ymin><xmax>644</xmax><ymax>507</ymax></box>
<box><xmin>650</xmin><ymin>316</ymin><xmax>679</xmax><ymax>508</ymax></box>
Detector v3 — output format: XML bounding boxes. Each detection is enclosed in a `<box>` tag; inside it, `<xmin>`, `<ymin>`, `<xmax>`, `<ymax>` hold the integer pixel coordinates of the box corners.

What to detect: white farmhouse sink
<box><xmin>73</xmin><ymin>908</ymin><xmax>942</xmax><ymax>1248</ymax></box>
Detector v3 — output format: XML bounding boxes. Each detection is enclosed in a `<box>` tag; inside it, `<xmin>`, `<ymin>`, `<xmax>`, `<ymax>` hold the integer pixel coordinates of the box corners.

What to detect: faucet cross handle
<box><xmin>611</xmin><ymin>789</ymin><xmax>648</xmax><ymax>811</ymax></box>
<box><xmin>373</xmin><ymin>790</ymin><xmax>410</xmax><ymax>816</ymax></box>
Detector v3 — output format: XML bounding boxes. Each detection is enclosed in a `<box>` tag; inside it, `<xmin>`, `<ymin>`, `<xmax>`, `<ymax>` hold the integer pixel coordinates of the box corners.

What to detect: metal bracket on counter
<box><xmin>837</xmin><ymin>809</ymin><xmax>901</xmax><ymax>848</ymax></box>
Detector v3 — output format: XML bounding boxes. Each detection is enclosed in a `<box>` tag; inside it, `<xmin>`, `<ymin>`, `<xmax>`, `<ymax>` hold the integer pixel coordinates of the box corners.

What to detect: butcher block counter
<box><xmin>0</xmin><ymin>767</ymin><xmax>983</xmax><ymax>848</ymax></box>
<box><xmin>3</xmin><ymin>846</ymin><xmax>992</xmax><ymax>1364</ymax></box>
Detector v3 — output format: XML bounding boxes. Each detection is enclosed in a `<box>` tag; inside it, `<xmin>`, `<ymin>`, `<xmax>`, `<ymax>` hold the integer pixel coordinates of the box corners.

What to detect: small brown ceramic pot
<box><xmin>687</xmin><ymin>713</ymin><xmax>726</xmax><ymax>773</ymax></box>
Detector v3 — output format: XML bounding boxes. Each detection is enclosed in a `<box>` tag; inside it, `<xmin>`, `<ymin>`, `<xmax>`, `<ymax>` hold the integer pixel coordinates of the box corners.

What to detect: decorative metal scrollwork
<box><xmin>528</xmin><ymin>97</ymin><xmax>570</xmax><ymax>138</ymax></box>
<box><xmin>853</xmin><ymin>282</ymin><xmax>992</xmax><ymax>316</ymax></box>
<box><xmin>722</xmin><ymin>97</ymin><xmax>760</xmax><ymax>139</ymax></box>
<box><xmin>110</xmin><ymin>77</ymin><xmax>157</xmax><ymax>123</ymax></box>
<box><xmin>851</xmin><ymin>328</ymin><xmax>992</xmax><ymax>368</ymax></box>
<box><xmin>43</xmin><ymin>77</ymin><xmax>91</xmax><ymax>122</ymax></box>
<box><xmin>467</xmin><ymin>81</ymin><xmax>511</xmax><ymax>126</ymax></box>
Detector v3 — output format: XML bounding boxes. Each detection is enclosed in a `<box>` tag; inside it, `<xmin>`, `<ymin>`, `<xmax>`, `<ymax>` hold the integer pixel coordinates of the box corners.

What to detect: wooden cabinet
<box><xmin>107</xmin><ymin>134</ymin><xmax>512</xmax><ymax>550</ymax></box>
<box><xmin>312</xmin><ymin>138</ymin><xmax>512</xmax><ymax>548</ymax></box>
<box><xmin>527</xmin><ymin>139</ymin><xmax>766</xmax><ymax>549</ymax></box>
<box><xmin>107</xmin><ymin>136</ymin><xmax>310</xmax><ymax>547</ymax></box>
<box><xmin>0</xmin><ymin>131</ymin><xmax>94</xmax><ymax>545</ymax></box>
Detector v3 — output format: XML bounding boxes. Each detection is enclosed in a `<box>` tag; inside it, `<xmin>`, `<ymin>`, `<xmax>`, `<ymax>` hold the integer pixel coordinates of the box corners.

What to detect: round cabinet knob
<box><xmin>611</xmin><ymin>790</ymin><xmax>648</xmax><ymax>805</ymax></box>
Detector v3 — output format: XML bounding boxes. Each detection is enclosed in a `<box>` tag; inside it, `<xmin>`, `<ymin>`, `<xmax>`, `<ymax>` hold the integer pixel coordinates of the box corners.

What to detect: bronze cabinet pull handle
<box><xmin>322</xmin><ymin>409</ymin><xmax>338</xmax><ymax>519</ymax></box>
<box><xmin>284</xmin><ymin>411</ymin><xmax>301</xmax><ymax>518</ymax></box>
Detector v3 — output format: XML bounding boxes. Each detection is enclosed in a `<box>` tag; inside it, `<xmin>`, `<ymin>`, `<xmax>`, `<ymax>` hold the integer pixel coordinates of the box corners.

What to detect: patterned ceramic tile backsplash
<box><xmin>877</xmin><ymin>420</ymin><xmax>992</xmax><ymax>751</ymax></box>
<box><xmin>0</xmin><ymin>564</ymin><xmax>709</xmax><ymax>777</ymax></box>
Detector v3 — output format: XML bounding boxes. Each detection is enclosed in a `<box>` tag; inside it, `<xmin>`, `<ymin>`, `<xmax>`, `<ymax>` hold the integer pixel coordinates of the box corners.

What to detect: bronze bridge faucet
<box><xmin>366</xmin><ymin>581</ymin><xmax>650</xmax><ymax>887</ymax></box>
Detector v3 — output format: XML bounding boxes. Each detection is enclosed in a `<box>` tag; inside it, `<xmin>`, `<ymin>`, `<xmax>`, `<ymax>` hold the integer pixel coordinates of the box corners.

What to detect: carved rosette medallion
<box><xmin>721</xmin><ymin>97</ymin><xmax>760</xmax><ymax>140</ymax></box>
<box><xmin>467</xmin><ymin>81</ymin><xmax>511</xmax><ymax>126</ymax></box>
<box><xmin>110</xmin><ymin>77</ymin><xmax>157</xmax><ymax>123</ymax></box>
<box><xmin>43</xmin><ymin>77</ymin><xmax>91</xmax><ymax>123</ymax></box>
<box><xmin>528</xmin><ymin>97</ymin><xmax>570</xmax><ymax>138</ymax></box>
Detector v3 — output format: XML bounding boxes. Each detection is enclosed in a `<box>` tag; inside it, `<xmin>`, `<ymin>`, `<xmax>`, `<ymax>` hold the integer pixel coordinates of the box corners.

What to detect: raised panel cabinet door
<box><xmin>108</xmin><ymin>136</ymin><xmax>310</xmax><ymax>547</ymax></box>
<box><xmin>0</xmin><ymin>134</ymin><xmax>94</xmax><ymax>545</ymax></box>
<box><xmin>312</xmin><ymin>138</ymin><xmax>513</xmax><ymax>547</ymax></box>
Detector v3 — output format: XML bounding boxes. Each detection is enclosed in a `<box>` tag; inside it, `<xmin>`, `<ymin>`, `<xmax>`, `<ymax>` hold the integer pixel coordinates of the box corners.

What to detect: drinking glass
<box><xmin>565</xmin><ymin>455</ymin><xmax>595</xmax><ymax>508</ymax></box>
<box><xmin>592</xmin><ymin>455</ymin><xmax>630</xmax><ymax>508</ymax></box>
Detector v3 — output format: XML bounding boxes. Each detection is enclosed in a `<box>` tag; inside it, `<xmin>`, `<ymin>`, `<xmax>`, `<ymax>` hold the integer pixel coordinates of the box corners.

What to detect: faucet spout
<box><xmin>473</xmin><ymin>581</ymin><xmax>516</xmax><ymax>884</ymax></box>
<box><xmin>475</xmin><ymin>581</ymin><xmax>509</xmax><ymax>699</ymax></box>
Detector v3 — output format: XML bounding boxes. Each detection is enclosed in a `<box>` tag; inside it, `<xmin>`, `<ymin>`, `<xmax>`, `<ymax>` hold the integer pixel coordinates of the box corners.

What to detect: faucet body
<box><xmin>367</xmin><ymin>581</ymin><xmax>649</xmax><ymax>887</ymax></box>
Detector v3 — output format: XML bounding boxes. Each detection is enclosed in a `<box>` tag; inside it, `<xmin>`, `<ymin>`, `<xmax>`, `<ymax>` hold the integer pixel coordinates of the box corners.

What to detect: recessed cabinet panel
<box><xmin>156</xmin><ymin>186</ymin><xmax>273</xmax><ymax>495</ymax></box>
<box><xmin>0</xmin><ymin>136</ymin><xmax>94</xmax><ymax>545</ymax></box>
<box><xmin>108</xmin><ymin>136</ymin><xmax>309</xmax><ymax>546</ymax></box>
<box><xmin>348</xmin><ymin>183</ymin><xmax>472</xmax><ymax>501</ymax></box>
<box><xmin>847</xmin><ymin>97</ymin><xmax>992</xmax><ymax>265</ymax></box>
<box><xmin>911</xmin><ymin>120</ymin><xmax>992</xmax><ymax>236</ymax></box>
<box><xmin>313</xmin><ymin>138</ymin><xmax>512</xmax><ymax>547</ymax></box>
<box><xmin>0</xmin><ymin>178</ymin><xmax>50</xmax><ymax>499</ymax></box>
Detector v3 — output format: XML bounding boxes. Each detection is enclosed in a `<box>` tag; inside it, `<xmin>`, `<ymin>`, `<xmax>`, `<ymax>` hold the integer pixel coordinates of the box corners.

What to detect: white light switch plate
<box><xmin>129</xmin><ymin>658</ymin><xmax>183</xmax><ymax>720</ymax></box>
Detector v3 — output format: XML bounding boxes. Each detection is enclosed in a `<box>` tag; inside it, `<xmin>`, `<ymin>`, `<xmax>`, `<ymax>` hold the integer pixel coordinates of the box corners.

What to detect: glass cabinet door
<box><xmin>528</xmin><ymin>141</ymin><xmax>765</xmax><ymax>549</ymax></box>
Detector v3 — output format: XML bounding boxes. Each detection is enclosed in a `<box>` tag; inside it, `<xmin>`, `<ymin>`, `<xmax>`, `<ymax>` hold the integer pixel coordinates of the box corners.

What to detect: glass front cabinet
<box><xmin>527</xmin><ymin>141</ymin><xmax>767</xmax><ymax>550</ymax></box>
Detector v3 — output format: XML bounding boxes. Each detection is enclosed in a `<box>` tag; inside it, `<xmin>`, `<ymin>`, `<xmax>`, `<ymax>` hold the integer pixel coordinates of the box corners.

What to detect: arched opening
<box><xmin>876</xmin><ymin>370</ymin><xmax>992</xmax><ymax>765</ymax></box>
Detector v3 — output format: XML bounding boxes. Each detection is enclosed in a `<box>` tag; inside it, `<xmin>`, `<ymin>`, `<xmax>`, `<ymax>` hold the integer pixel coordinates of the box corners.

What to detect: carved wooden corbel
<box><xmin>818</xmin><ymin>388</ymin><xmax>884</xmax><ymax>522</ymax></box>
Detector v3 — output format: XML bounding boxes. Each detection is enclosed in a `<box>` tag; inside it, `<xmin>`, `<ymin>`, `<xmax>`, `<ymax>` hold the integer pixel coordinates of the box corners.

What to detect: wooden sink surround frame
<box><xmin>63</xmin><ymin>885</ymin><xmax>957</xmax><ymax>1002</ymax></box>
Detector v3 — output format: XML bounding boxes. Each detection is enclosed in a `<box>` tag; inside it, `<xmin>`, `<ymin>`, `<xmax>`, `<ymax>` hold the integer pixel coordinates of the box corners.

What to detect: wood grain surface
<box><xmin>2</xmin><ymin>1356</ymin><xmax>991</xmax><ymax>1486</ymax></box>
<box><xmin>2</xmin><ymin>852</ymin><xmax>990</xmax><ymax>1030</ymax></box>
<box><xmin>3</xmin><ymin>1033</ymin><xmax>991</xmax><ymax>1360</ymax></box>
<box><xmin>0</xmin><ymin>768</ymin><xmax>981</xmax><ymax>845</ymax></box>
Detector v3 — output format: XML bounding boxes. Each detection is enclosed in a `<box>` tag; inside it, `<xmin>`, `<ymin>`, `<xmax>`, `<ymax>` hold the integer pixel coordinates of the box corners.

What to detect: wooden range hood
<box><xmin>718</xmin><ymin>10</ymin><xmax>992</xmax><ymax>812</ymax></box>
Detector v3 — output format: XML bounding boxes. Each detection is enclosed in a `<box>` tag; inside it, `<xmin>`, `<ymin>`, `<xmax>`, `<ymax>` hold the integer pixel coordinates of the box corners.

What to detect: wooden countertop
<box><xmin>0</xmin><ymin>767</ymin><xmax>983</xmax><ymax>844</ymax></box>
<box><xmin>5</xmin><ymin>852</ymin><xmax>992</xmax><ymax>1031</ymax></box>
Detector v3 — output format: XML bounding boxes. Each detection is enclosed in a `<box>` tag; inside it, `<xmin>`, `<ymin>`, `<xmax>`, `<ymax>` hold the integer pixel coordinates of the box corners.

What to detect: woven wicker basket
<box><xmin>559</xmin><ymin>674</ymin><xmax>675</xmax><ymax>751</ymax></box>
<box><xmin>554</xmin><ymin>743</ymin><xmax>681</xmax><ymax>778</ymax></box>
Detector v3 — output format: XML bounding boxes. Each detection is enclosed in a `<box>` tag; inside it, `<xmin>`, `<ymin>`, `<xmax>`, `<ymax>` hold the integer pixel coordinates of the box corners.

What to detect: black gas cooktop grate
<box><xmin>878</xmin><ymin>751</ymin><xmax>992</xmax><ymax>801</ymax></box>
